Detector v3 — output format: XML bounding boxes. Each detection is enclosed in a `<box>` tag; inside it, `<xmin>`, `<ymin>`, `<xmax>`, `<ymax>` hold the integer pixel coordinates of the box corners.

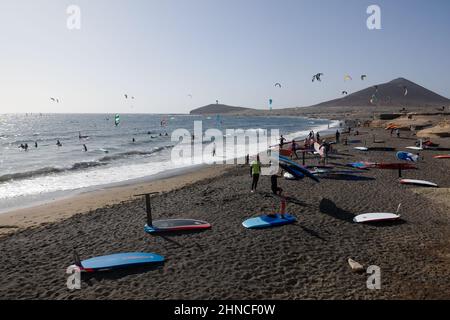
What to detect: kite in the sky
<box><xmin>342</xmin><ymin>91</ymin><xmax>348</xmax><ymax>95</ymax></box>
<box><xmin>312</xmin><ymin>73</ymin><xmax>323</xmax><ymax>82</ymax></box>
<box><xmin>50</xmin><ymin>97</ymin><xmax>60</xmax><ymax>103</ymax></box>
<box><xmin>187</xmin><ymin>94</ymin><xmax>193</xmax><ymax>98</ymax></box>
<box><xmin>274</xmin><ymin>83</ymin><xmax>282</xmax><ymax>88</ymax></box>
<box><xmin>361</xmin><ymin>75</ymin><xmax>367</xmax><ymax>80</ymax></box>
<box><xmin>344</xmin><ymin>75</ymin><xmax>352</xmax><ymax>81</ymax></box>
<box><xmin>124</xmin><ymin>94</ymin><xmax>128</xmax><ymax>99</ymax></box>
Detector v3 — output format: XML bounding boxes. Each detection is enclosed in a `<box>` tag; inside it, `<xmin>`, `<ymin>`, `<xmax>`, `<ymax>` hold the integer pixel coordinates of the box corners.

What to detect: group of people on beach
<box><xmin>249</xmin><ymin>129</ymin><xmax>346</xmax><ymax>194</ymax></box>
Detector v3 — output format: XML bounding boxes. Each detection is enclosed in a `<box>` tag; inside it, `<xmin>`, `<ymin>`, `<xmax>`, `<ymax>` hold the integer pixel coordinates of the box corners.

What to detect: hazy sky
<box><xmin>0</xmin><ymin>0</ymin><xmax>449</xmax><ymax>114</ymax></box>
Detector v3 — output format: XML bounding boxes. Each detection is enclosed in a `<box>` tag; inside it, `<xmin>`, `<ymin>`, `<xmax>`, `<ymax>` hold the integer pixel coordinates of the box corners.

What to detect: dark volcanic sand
<box><xmin>0</xmin><ymin>128</ymin><xmax>449</xmax><ymax>300</ymax></box>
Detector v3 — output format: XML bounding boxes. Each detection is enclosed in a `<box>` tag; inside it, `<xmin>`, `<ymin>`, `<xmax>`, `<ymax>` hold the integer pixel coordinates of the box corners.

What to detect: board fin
<box><xmin>396</xmin><ymin>203</ymin><xmax>402</xmax><ymax>215</ymax></box>
<box><xmin>73</xmin><ymin>249</ymin><xmax>82</xmax><ymax>268</ymax></box>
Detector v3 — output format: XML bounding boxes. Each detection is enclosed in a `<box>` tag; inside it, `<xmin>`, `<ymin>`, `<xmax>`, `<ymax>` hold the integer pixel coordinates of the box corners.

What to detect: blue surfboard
<box><xmin>80</xmin><ymin>252</ymin><xmax>164</xmax><ymax>272</ymax></box>
<box><xmin>276</xmin><ymin>154</ymin><xmax>320</xmax><ymax>182</ymax></box>
<box><xmin>396</xmin><ymin>151</ymin><xmax>418</xmax><ymax>162</ymax></box>
<box><xmin>243</xmin><ymin>214</ymin><xmax>296</xmax><ymax>229</ymax></box>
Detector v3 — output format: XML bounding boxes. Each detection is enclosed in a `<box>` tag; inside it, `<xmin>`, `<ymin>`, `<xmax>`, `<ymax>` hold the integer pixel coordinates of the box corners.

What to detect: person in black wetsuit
<box><xmin>271</xmin><ymin>174</ymin><xmax>283</xmax><ymax>196</ymax></box>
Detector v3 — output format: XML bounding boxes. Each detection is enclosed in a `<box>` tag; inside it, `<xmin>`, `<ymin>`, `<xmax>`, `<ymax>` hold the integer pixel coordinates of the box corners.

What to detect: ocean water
<box><xmin>0</xmin><ymin>113</ymin><xmax>337</xmax><ymax>212</ymax></box>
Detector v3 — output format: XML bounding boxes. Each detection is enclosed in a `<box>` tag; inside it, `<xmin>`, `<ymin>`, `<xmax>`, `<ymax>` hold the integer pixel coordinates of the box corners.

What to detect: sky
<box><xmin>0</xmin><ymin>0</ymin><xmax>449</xmax><ymax>114</ymax></box>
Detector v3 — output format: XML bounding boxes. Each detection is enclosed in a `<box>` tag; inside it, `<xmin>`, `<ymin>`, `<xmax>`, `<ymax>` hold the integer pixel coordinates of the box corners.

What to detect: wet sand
<box><xmin>0</xmin><ymin>128</ymin><xmax>449</xmax><ymax>299</ymax></box>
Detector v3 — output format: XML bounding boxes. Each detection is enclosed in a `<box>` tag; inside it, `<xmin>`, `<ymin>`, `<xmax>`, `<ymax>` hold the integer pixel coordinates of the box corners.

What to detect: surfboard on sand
<box><xmin>354</xmin><ymin>147</ymin><xmax>368</xmax><ymax>151</ymax></box>
<box><xmin>354</xmin><ymin>204</ymin><xmax>402</xmax><ymax>223</ymax></box>
<box><xmin>374</xmin><ymin>163</ymin><xmax>417</xmax><ymax>170</ymax></box>
<box><xmin>72</xmin><ymin>252</ymin><xmax>165</xmax><ymax>272</ymax></box>
<box><xmin>396</xmin><ymin>151</ymin><xmax>419</xmax><ymax>162</ymax></box>
<box><xmin>145</xmin><ymin>219</ymin><xmax>211</xmax><ymax>234</ymax></box>
<box><xmin>353</xmin><ymin>213</ymin><xmax>401</xmax><ymax>223</ymax></box>
<box><xmin>242</xmin><ymin>214</ymin><xmax>296</xmax><ymax>229</ymax></box>
<box><xmin>400</xmin><ymin>179</ymin><xmax>438</xmax><ymax>187</ymax></box>
<box><xmin>434</xmin><ymin>155</ymin><xmax>450</xmax><ymax>159</ymax></box>
<box><xmin>348</xmin><ymin>162</ymin><xmax>376</xmax><ymax>169</ymax></box>
<box><xmin>277</xmin><ymin>154</ymin><xmax>320</xmax><ymax>182</ymax></box>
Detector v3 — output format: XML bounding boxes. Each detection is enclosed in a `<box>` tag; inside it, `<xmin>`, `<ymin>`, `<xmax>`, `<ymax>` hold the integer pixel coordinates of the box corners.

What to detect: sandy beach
<box><xmin>1</xmin><ymin>126</ymin><xmax>449</xmax><ymax>300</ymax></box>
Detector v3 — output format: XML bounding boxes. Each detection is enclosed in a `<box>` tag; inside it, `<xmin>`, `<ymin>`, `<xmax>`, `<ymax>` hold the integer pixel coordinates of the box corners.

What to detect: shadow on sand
<box><xmin>319</xmin><ymin>198</ymin><xmax>354</xmax><ymax>223</ymax></box>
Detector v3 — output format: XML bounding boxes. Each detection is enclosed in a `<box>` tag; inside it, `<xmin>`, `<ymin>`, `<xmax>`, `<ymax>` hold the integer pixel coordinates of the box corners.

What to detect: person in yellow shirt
<box><xmin>250</xmin><ymin>155</ymin><xmax>261</xmax><ymax>193</ymax></box>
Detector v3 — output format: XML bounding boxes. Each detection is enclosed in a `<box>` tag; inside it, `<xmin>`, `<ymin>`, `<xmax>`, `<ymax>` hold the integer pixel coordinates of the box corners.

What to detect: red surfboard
<box><xmin>434</xmin><ymin>155</ymin><xmax>450</xmax><ymax>159</ymax></box>
<box><xmin>375</xmin><ymin>163</ymin><xmax>417</xmax><ymax>170</ymax></box>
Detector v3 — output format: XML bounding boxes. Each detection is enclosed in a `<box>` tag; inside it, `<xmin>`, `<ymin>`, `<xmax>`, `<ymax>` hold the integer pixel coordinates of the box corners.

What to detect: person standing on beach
<box><xmin>316</xmin><ymin>132</ymin><xmax>320</xmax><ymax>142</ymax></box>
<box><xmin>271</xmin><ymin>173</ymin><xmax>283</xmax><ymax>196</ymax></box>
<box><xmin>279</xmin><ymin>135</ymin><xmax>286</xmax><ymax>147</ymax></box>
<box><xmin>212</xmin><ymin>142</ymin><xmax>216</xmax><ymax>157</ymax></box>
<box><xmin>396</xmin><ymin>129</ymin><xmax>400</xmax><ymax>138</ymax></box>
<box><xmin>250</xmin><ymin>155</ymin><xmax>261</xmax><ymax>193</ymax></box>
<box><xmin>24</xmin><ymin>143</ymin><xmax>28</xmax><ymax>151</ymax></box>
<box><xmin>291</xmin><ymin>140</ymin><xmax>299</xmax><ymax>159</ymax></box>
<box><xmin>335</xmin><ymin>130</ymin><xmax>340</xmax><ymax>143</ymax></box>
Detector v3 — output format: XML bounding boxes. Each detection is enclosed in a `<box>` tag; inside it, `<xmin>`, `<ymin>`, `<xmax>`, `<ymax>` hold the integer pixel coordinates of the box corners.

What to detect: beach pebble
<box><xmin>348</xmin><ymin>258</ymin><xmax>364</xmax><ymax>273</ymax></box>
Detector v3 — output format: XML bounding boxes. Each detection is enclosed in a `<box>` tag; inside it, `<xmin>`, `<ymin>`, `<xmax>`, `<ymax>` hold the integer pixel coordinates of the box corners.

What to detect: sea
<box><xmin>0</xmin><ymin>113</ymin><xmax>338</xmax><ymax>213</ymax></box>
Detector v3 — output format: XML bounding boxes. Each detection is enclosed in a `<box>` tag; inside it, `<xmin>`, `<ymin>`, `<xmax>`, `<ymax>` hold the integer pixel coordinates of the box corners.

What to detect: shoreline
<box><xmin>0</xmin><ymin>164</ymin><xmax>231</xmax><ymax>237</ymax></box>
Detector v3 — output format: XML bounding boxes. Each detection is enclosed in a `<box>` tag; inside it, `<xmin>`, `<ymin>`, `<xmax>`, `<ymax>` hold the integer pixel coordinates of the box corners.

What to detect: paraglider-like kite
<box><xmin>361</xmin><ymin>75</ymin><xmax>367</xmax><ymax>80</ymax></box>
<box><xmin>342</xmin><ymin>91</ymin><xmax>348</xmax><ymax>95</ymax></box>
<box><xmin>274</xmin><ymin>83</ymin><xmax>282</xmax><ymax>88</ymax></box>
<box><xmin>312</xmin><ymin>73</ymin><xmax>323</xmax><ymax>82</ymax></box>
<box><xmin>344</xmin><ymin>75</ymin><xmax>352</xmax><ymax>81</ymax></box>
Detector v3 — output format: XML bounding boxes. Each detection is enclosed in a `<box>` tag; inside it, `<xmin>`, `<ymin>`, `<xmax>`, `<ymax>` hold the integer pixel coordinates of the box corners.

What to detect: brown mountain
<box><xmin>190</xmin><ymin>104</ymin><xmax>252</xmax><ymax>115</ymax></box>
<box><xmin>310</xmin><ymin>78</ymin><xmax>449</xmax><ymax>108</ymax></box>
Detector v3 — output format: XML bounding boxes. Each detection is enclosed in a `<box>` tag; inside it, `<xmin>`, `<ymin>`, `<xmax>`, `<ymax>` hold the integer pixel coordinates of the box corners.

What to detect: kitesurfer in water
<box><xmin>335</xmin><ymin>130</ymin><xmax>340</xmax><ymax>143</ymax></box>
<box><xmin>132</xmin><ymin>138</ymin><xmax>136</xmax><ymax>143</ymax></box>
<box><xmin>56</xmin><ymin>140</ymin><xmax>62</xmax><ymax>147</ymax></box>
<box><xmin>250</xmin><ymin>155</ymin><xmax>261</xmax><ymax>193</ymax></box>
<box><xmin>35</xmin><ymin>141</ymin><xmax>38</xmax><ymax>148</ymax></box>
<box><xmin>83</xmin><ymin>144</ymin><xmax>87</xmax><ymax>152</ymax></box>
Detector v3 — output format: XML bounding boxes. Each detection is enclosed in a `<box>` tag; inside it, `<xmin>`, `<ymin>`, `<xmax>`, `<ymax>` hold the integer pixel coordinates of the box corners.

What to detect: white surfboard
<box><xmin>354</xmin><ymin>147</ymin><xmax>368</xmax><ymax>151</ymax></box>
<box><xmin>406</xmin><ymin>140</ymin><xmax>423</xmax><ymax>151</ymax></box>
<box><xmin>400</xmin><ymin>179</ymin><xmax>438</xmax><ymax>187</ymax></box>
<box><xmin>405</xmin><ymin>146</ymin><xmax>423</xmax><ymax>151</ymax></box>
<box><xmin>353</xmin><ymin>212</ymin><xmax>401</xmax><ymax>223</ymax></box>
